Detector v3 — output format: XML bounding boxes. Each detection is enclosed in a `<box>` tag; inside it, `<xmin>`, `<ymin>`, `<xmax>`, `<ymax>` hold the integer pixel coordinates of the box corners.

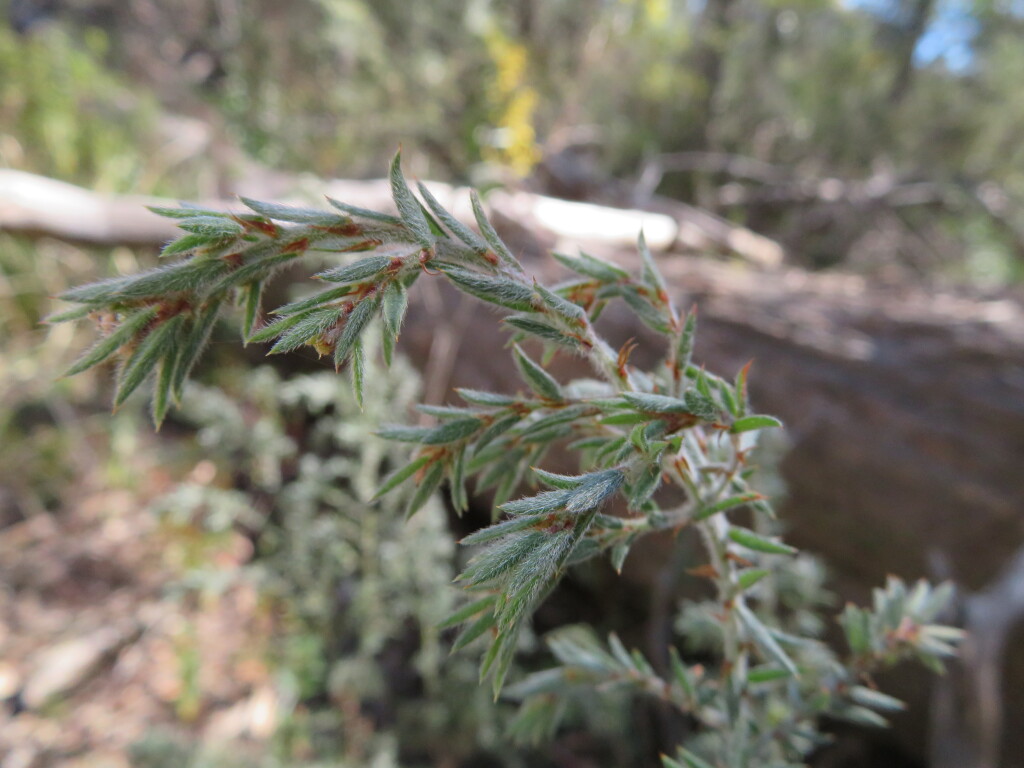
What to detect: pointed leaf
<box><xmin>389</xmin><ymin>152</ymin><xmax>434</xmax><ymax>248</ymax></box>
<box><xmin>439</xmin><ymin>595</ymin><xmax>497</xmax><ymax>629</ymax></box>
<box><xmin>114</xmin><ymin>315</ymin><xmax>185</xmax><ymax>407</ymax></box>
<box><xmin>513</xmin><ymin>344</ymin><xmax>562</xmax><ymax>401</ymax></box>
<box><xmin>442</xmin><ymin>266</ymin><xmax>536</xmax><ymax>311</ymax></box>
<box><xmin>406</xmin><ymin>461</ymin><xmax>444</xmax><ymax>519</ymax></box>
<box><xmin>315</xmin><ymin>254</ymin><xmax>393</xmax><ymax>283</ymax></box>
<box><xmin>334</xmin><ymin>296</ymin><xmax>379</xmax><ymax>367</ymax></box>
<box><xmin>730</xmin><ymin>414</ymin><xmax>783</xmax><ymax>433</ymax></box>
<box><xmin>728</xmin><ymin>527</ymin><xmax>797</xmax><ymax>556</ymax></box>
<box><xmin>381</xmin><ymin>280</ymin><xmax>408</xmax><ymax>341</ymax></box>
<box><xmin>416</xmin><ymin>181</ymin><xmax>490</xmax><ymax>254</ymax></box>
<box><xmin>470</xmin><ymin>190</ymin><xmax>522</xmax><ymax>272</ymax></box>
<box><xmin>326</xmin><ymin>196</ymin><xmax>402</xmax><ymax>225</ymax></box>
<box><xmin>64</xmin><ymin>306</ymin><xmax>159</xmax><ymax>377</ymax></box>
<box><xmin>736</xmin><ymin>603</ymin><xmax>799</xmax><ymax>677</ymax></box>
<box><xmin>375</xmin><ymin>454</ymin><xmax>431</xmax><ymax>499</ymax></box>
<box><xmin>240</xmin><ymin>197</ymin><xmax>342</xmax><ymax>226</ymax></box>
<box><xmin>505</xmin><ymin>315</ymin><xmax>584</xmax><ymax>349</ymax></box>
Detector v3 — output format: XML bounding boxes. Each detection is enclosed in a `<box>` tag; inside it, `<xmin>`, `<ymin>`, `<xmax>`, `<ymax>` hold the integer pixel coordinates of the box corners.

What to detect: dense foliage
<box><xmin>53</xmin><ymin>155</ymin><xmax>962</xmax><ymax>766</ymax></box>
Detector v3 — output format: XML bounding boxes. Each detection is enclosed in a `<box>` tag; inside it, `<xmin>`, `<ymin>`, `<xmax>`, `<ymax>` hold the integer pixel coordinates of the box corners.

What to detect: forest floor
<box><xmin>0</xmin><ymin>431</ymin><xmax>280</xmax><ymax>768</ymax></box>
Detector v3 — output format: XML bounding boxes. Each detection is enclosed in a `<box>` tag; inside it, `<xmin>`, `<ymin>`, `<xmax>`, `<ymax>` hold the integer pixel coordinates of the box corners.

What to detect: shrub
<box><xmin>53</xmin><ymin>153</ymin><xmax>961</xmax><ymax>767</ymax></box>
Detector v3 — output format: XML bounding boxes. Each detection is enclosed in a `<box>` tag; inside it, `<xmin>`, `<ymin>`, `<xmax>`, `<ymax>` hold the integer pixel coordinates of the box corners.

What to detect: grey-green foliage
<box><xmin>149</xmin><ymin>351</ymin><xmax>508</xmax><ymax>767</ymax></box>
<box><xmin>58</xmin><ymin>153</ymin><xmax>962</xmax><ymax>766</ymax></box>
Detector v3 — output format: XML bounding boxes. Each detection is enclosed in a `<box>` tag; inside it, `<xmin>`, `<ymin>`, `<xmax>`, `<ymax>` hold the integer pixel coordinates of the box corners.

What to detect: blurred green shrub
<box><xmin>147</xmin><ymin>356</ymin><xmax>512</xmax><ymax>767</ymax></box>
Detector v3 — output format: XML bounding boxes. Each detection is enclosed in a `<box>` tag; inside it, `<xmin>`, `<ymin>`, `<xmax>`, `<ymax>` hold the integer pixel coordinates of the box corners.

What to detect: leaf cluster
<box><xmin>55</xmin><ymin>153</ymin><xmax>961</xmax><ymax>766</ymax></box>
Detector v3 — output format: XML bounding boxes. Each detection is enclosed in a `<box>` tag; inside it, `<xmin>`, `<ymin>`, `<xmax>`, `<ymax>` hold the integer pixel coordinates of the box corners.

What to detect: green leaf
<box><xmin>746</xmin><ymin>666</ymin><xmax>792</xmax><ymax>684</ymax></box>
<box><xmin>269</xmin><ymin>307</ymin><xmax>341</xmax><ymax>355</ymax></box>
<box><xmin>735</xmin><ymin>603</ymin><xmax>799</xmax><ymax>677</ymax></box>
<box><xmin>637</xmin><ymin>231</ymin><xmax>668</xmax><ymax>296</ymax></box>
<box><xmin>728</xmin><ymin>527</ymin><xmax>797</xmax><ymax>556</ymax></box>
<box><xmin>505</xmin><ymin>315</ymin><xmax>584</xmax><ymax>349</ymax></box>
<box><xmin>513</xmin><ymin>344</ymin><xmax>562</xmax><ymax>401</ymax></box>
<box><xmin>389</xmin><ymin>151</ymin><xmax>434</xmax><ymax>248</ymax></box>
<box><xmin>474</xmin><ymin>413</ymin><xmax>522</xmax><ymax>451</ymax></box>
<box><xmin>151</xmin><ymin>332</ymin><xmax>183</xmax><ymax>429</ymax></box>
<box><xmin>628</xmin><ymin>462</ymin><xmax>662</xmax><ymax>510</ymax></box>
<box><xmin>381</xmin><ymin>280</ymin><xmax>408</xmax><ymax>341</ymax></box>
<box><xmin>470</xmin><ymin>189</ymin><xmax>522</xmax><ymax>272</ymax></box>
<box><xmin>600</xmin><ymin>412</ymin><xmax>649</xmax><ymax>426</ymax></box>
<box><xmin>64</xmin><ymin>306</ymin><xmax>160</xmax><ymax>377</ymax></box>
<box><xmin>553</xmin><ymin>251</ymin><xmax>628</xmax><ymax>283</ymax></box>
<box><xmin>58</xmin><ymin>274</ymin><xmax>132</xmax><ymax>304</ymax></box>
<box><xmin>315</xmin><ymin>254</ymin><xmax>393</xmax><ymax>283</ymax></box>
<box><xmin>441</xmin><ymin>266</ymin><xmax>536</xmax><ymax>311</ymax></box>
<box><xmin>375</xmin><ymin>454</ymin><xmax>431</xmax><ymax>499</ymax></box>
<box><xmin>240</xmin><ymin>197</ymin><xmax>343</xmax><ymax>226</ymax></box>
<box><xmin>334</xmin><ymin>296</ymin><xmax>379</xmax><ymax>368</ymax></box>
<box><xmin>439</xmin><ymin>595</ymin><xmax>497</xmax><ymax>629</ymax></box>
<box><xmin>460</xmin><ymin>532</ymin><xmax>546</xmax><ymax>586</ymax></box>
<box><xmin>498</xmin><ymin>532</ymin><xmax>576</xmax><ymax>627</ymax></box>
<box><xmin>44</xmin><ymin>304</ymin><xmax>93</xmax><ymax>324</ymax></box>
<box><xmin>457</xmin><ymin>389</ymin><xmax>517</xmax><ymax>407</ymax></box>
<box><xmin>272</xmin><ymin>285</ymin><xmax>354</xmax><ymax>317</ymax></box>
<box><xmin>160</xmin><ymin>233</ymin><xmax>209</xmax><ymax>258</ymax></box>
<box><xmin>114</xmin><ymin>315</ymin><xmax>186</xmax><ymax>407</ymax></box>
<box><xmin>683</xmin><ymin>390</ymin><xmax>719</xmax><ymax>421</ymax></box>
<box><xmin>484</xmin><ymin>622</ymin><xmax>520</xmax><ymax>697</ymax></box>
<box><xmin>563</xmin><ymin>469</ymin><xmax>624</xmax><ymax>514</ymax></box>
<box><xmin>840</xmin><ymin>604</ymin><xmax>871</xmax><ymax>655</ymax></box>
<box><xmin>421</xmin><ymin>417</ymin><xmax>483</xmax><ymax>445</ymax></box>
<box><xmin>693</xmin><ymin>492</ymin><xmax>763</xmax><ymax>522</ymax></box>
<box><xmin>669</xmin><ymin>647</ymin><xmax>697</xmax><ymax>703</ymax></box>
<box><xmin>247</xmin><ymin>311</ymin><xmax>307</xmax><ymax>344</ymax></box>
<box><xmin>377</xmin><ymin>424</ymin><xmax>433</xmax><ymax>443</ymax></box>
<box><xmin>147</xmin><ymin>204</ymin><xmax>228</xmax><ymax>220</ymax></box>
<box><xmin>737</xmin><ymin>568</ymin><xmax>771</xmax><ymax>591</ymax></box>
<box><xmin>500</xmin><ymin>489</ymin><xmax>570</xmax><ymax>516</ymax></box>
<box><xmin>171</xmin><ymin>303</ymin><xmax>221</xmax><ymax>399</ymax></box>
<box><xmin>208</xmin><ymin>251</ymin><xmax>300</xmax><ymax>294</ymax></box>
<box><xmin>416</xmin><ymin>181</ymin><xmax>491</xmax><ymax>255</ymax></box>
<box><xmin>406</xmin><ymin>461</ymin><xmax>444</xmax><ymax>519</ymax></box>
<box><xmin>350</xmin><ymin>336</ymin><xmax>365</xmax><ymax>408</ymax></box>
<box><xmin>677</xmin><ymin>307</ymin><xmax>697</xmax><ymax>374</ymax></box>
<box><xmin>849</xmin><ymin>686</ymin><xmax>906</xmax><ymax>713</ymax></box>
<box><xmin>623</xmin><ymin>392</ymin><xmax>691</xmax><ymax>413</ymax></box>
<box><xmin>532</xmin><ymin>468</ymin><xmax>589</xmax><ymax>490</ymax></box>
<box><xmin>620</xmin><ymin>286</ymin><xmax>672</xmax><ymax>333</ymax></box>
<box><xmin>733</xmin><ymin>360</ymin><xmax>752</xmax><ymax>416</ymax></box>
<box><xmin>534</xmin><ymin>282</ymin><xmax>587</xmax><ymax>324</ymax></box>
<box><xmin>730</xmin><ymin>414</ymin><xmax>783</xmax><ymax>433</ymax></box>
<box><xmin>461</xmin><ymin>515</ymin><xmax>543</xmax><ymax>546</ymax></box>
<box><xmin>610</xmin><ymin>538</ymin><xmax>633</xmax><ymax>574</ymax></box>
<box><xmin>178</xmin><ymin>215</ymin><xmax>244</xmax><ymax>239</ymax></box>
<box><xmin>326</xmin><ymin>196</ymin><xmax>402</xmax><ymax>225</ymax></box>
<box><xmin>417</xmin><ymin>403</ymin><xmax>480</xmax><ymax>419</ymax></box>
<box><xmin>240</xmin><ymin>281</ymin><xmax>263</xmax><ymax>339</ymax></box>
<box><xmin>451</xmin><ymin>610</ymin><xmax>498</xmax><ymax>651</ymax></box>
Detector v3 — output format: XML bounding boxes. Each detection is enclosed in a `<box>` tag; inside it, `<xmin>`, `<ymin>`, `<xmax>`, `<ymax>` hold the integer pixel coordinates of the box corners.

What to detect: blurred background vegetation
<box><xmin>1</xmin><ymin>0</ymin><xmax>1022</xmax><ymax>766</ymax></box>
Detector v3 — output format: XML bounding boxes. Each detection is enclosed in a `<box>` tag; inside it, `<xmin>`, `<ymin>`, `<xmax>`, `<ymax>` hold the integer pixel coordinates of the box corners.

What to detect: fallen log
<box><xmin>0</xmin><ymin>170</ymin><xmax>783</xmax><ymax>266</ymax></box>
